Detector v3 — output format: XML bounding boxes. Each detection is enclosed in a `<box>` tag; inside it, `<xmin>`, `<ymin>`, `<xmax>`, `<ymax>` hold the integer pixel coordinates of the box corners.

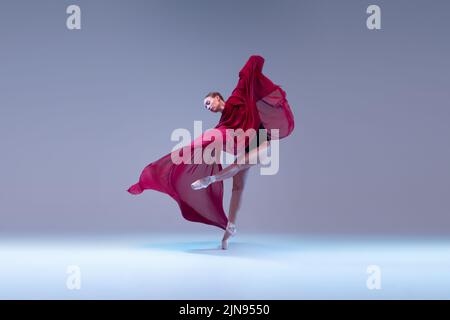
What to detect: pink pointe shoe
<box><xmin>221</xmin><ymin>221</ymin><xmax>237</xmax><ymax>250</ymax></box>
<box><xmin>191</xmin><ymin>176</ymin><xmax>216</xmax><ymax>190</ymax></box>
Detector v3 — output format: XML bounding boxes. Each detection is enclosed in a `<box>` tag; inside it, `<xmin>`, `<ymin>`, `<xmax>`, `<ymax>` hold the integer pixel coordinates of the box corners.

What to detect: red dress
<box><xmin>127</xmin><ymin>55</ymin><xmax>295</xmax><ymax>230</ymax></box>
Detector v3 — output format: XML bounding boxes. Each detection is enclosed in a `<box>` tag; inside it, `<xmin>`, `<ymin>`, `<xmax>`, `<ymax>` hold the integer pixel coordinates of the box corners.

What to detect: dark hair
<box><xmin>205</xmin><ymin>91</ymin><xmax>225</xmax><ymax>102</ymax></box>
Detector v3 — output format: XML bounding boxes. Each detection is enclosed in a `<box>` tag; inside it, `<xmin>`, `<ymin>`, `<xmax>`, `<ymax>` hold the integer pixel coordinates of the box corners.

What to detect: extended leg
<box><xmin>191</xmin><ymin>140</ymin><xmax>270</xmax><ymax>190</ymax></box>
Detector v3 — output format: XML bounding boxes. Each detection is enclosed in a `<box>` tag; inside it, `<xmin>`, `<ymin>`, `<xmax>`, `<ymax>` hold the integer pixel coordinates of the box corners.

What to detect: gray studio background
<box><xmin>0</xmin><ymin>0</ymin><xmax>449</xmax><ymax>235</ymax></box>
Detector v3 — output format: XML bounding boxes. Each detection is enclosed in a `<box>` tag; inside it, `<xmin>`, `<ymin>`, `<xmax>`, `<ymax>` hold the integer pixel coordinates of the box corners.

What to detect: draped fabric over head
<box><xmin>127</xmin><ymin>55</ymin><xmax>295</xmax><ymax>230</ymax></box>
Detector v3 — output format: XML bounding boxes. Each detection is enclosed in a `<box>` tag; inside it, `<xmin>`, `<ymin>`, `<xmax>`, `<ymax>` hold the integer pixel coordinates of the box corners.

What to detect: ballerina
<box><xmin>191</xmin><ymin>92</ymin><xmax>274</xmax><ymax>249</ymax></box>
<box><xmin>127</xmin><ymin>55</ymin><xmax>295</xmax><ymax>250</ymax></box>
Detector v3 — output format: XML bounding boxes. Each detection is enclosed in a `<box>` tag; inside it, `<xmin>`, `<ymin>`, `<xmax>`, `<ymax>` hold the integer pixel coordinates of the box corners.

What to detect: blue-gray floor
<box><xmin>0</xmin><ymin>233</ymin><xmax>449</xmax><ymax>299</ymax></box>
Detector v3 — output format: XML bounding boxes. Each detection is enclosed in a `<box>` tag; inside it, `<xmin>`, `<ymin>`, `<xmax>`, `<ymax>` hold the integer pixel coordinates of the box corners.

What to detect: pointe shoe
<box><xmin>191</xmin><ymin>176</ymin><xmax>216</xmax><ymax>190</ymax></box>
<box><xmin>221</xmin><ymin>222</ymin><xmax>237</xmax><ymax>250</ymax></box>
<box><xmin>221</xmin><ymin>239</ymin><xmax>228</xmax><ymax>250</ymax></box>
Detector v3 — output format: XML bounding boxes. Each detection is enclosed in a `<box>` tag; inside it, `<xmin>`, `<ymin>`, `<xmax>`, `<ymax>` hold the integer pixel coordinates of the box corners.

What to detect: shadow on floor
<box><xmin>140</xmin><ymin>239</ymin><xmax>289</xmax><ymax>259</ymax></box>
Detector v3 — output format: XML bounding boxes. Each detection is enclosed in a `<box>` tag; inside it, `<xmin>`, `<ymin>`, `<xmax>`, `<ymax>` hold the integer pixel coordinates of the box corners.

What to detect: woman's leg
<box><xmin>228</xmin><ymin>167</ymin><xmax>250</xmax><ymax>224</ymax></box>
<box><xmin>191</xmin><ymin>140</ymin><xmax>270</xmax><ymax>190</ymax></box>
<box><xmin>221</xmin><ymin>167</ymin><xmax>250</xmax><ymax>249</ymax></box>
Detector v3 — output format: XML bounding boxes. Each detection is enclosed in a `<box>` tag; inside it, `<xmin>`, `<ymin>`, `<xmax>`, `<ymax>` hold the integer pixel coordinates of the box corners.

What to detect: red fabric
<box><xmin>127</xmin><ymin>55</ymin><xmax>295</xmax><ymax>230</ymax></box>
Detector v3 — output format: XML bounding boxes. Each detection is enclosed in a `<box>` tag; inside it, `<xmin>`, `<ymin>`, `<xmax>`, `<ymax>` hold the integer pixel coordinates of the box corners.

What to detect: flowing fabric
<box><xmin>127</xmin><ymin>55</ymin><xmax>295</xmax><ymax>230</ymax></box>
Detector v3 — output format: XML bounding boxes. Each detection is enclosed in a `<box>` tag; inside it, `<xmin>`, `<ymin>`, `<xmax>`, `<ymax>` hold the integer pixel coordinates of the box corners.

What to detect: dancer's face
<box><xmin>203</xmin><ymin>96</ymin><xmax>221</xmax><ymax>113</ymax></box>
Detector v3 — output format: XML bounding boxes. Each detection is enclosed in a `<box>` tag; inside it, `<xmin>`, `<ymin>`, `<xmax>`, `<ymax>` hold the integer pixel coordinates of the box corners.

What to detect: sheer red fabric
<box><xmin>127</xmin><ymin>55</ymin><xmax>295</xmax><ymax>230</ymax></box>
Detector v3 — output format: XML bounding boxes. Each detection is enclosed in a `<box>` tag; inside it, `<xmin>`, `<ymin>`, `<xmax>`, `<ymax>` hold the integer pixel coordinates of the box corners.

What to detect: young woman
<box><xmin>127</xmin><ymin>55</ymin><xmax>295</xmax><ymax>250</ymax></box>
<box><xmin>191</xmin><ymin>92</ymin><xmax>272</xmax><ymax>249</ymax></box>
